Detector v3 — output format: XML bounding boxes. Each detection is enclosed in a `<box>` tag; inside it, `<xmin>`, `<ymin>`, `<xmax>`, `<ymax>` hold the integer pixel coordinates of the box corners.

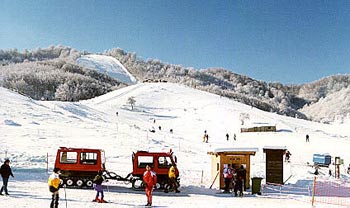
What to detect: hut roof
<box><xmin>208</xmin><ymin>147</ymin><xmax>258</xmax><ymax>156</ymax></box>
<box><xmin>263</xmin><ymin>146</ymin><xmax>287</xmax><ymax>152</ymax></box>
<box><xmin>241</xmin><ymin>121</ymin><xmax>276</xmax><ymax>128</ymax></box>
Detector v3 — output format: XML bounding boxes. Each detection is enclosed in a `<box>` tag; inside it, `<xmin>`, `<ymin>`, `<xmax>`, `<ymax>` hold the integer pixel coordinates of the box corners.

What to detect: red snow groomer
<box><xmin>131</xmin><ymin>149</ymin><xmax>180</xmax><ymax>190</ymax></box>
<box><xmin>54</xmin><ymin>147</ymin><xmax>179</xmax><ymax>190</ymax></box>
<box><xmin>54</xmin><ymin>147</ymin><xmax>109</xmax><ymax>187</ymax></box>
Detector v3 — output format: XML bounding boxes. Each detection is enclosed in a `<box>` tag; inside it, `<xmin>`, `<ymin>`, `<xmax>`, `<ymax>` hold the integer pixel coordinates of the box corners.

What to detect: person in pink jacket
<box><xmin>143</xmin><ymin>165</ymin><xmax>157</xmax><ymax>206</ymax></box>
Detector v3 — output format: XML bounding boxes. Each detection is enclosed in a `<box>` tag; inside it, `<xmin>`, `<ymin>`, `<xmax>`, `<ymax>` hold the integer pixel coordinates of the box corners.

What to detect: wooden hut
<box><xmin>207</xmin><ymin>148</ymin><xmax>258</xmax><ymax>190</ymax></box>
<box><xmin>240</xmin><ymin>125</ymin><xmax>276</xmax><ymax>133</ymax></box>
<box><xmin>263</xmin><ymin>146</ymin><xmax>287</xmax><ymax>185</ymax></box>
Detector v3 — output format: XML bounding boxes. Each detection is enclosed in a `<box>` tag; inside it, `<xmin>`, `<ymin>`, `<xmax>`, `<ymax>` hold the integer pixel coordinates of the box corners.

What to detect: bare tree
<box><xmin>239</xmin><ymin>113</ymin><xmax>250</xmax><ymax>125</ymax></box>
<box><xmin>127</xmin><ymin>96</ymin><xmax>136</xmax><ymax>110</ymax></box>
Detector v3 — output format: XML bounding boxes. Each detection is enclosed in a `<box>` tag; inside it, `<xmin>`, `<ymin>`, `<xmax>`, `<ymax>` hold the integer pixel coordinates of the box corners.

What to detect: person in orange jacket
<box><xmin>143</xmin><ymin>165</ymin><xmax>157</xmax><ymax>207</ymax></box>
<box><xmin>48</xmin><ymin>168</ymin><xmax>61</xmax><ymax>208</ymax></box>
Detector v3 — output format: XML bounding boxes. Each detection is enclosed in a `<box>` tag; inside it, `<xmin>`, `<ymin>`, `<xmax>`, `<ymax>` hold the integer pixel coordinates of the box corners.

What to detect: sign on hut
<box><xmin>207</xmin><ymin>148</ymin><xmax>258</xmax><ymax>190</ymax></box>
<box><xmin>263</xmin><ymin>146</ymin><xmax>286</xmax><ymax>185</ymax></box>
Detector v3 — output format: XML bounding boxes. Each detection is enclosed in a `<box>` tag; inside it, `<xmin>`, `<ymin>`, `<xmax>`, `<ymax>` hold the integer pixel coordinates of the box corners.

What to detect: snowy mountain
<box><xmin>76</xmin><ymin>54</ymin><xmax>137</xmax><ymax>85</ymax></box>
<box><xmin>301</xmin><ymin>87</ymin><xmax>350</xmax><ymax>124</ymax></box>
<box><xmin>1</xmin><ymin>82</ymin><xmax>350</xmax><ymax>207</ymax></box>
<box><xmin>1</xmin><ymin>46</ymin><xmax>349</xmax><ymax>123</ymax></box>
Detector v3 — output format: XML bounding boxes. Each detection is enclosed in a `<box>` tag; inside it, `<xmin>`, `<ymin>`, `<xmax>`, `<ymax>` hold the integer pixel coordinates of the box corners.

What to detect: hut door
<box><xmin>266</xmin><ymin>150</ymin><xmax>284</xmax><ymax>184</ymax></box>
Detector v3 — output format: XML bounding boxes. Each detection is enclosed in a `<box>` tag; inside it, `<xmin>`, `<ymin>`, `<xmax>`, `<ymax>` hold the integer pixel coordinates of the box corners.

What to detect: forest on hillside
<box><xmin>1</xmin><ymin>46</ymin><xmax>349</xmax><ymax>122</ymax></box>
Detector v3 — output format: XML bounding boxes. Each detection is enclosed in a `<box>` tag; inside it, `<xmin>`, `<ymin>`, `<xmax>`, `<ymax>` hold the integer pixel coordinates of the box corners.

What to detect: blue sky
<box><xmin>1</xmin><ymin>0</ymin><xmax>349</xmax><ymax>84</ymax></box>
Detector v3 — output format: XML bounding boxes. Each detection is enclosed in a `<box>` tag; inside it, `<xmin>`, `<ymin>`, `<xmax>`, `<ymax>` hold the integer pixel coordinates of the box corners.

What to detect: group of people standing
<box><xmin>223</xmin><ymin>164</ymin><xmax>246</xmax><ymax>197</ymax></box>
<box><xmin>226</xmin><ymin>133</ymin><xmax>236</xmax><ymax>141</ymax></box>
<box><xmin>203</xmin><ymin>131</ymin><xmax>237</xmax><ymax>143</ymax></box>
<box><xmin>47</xmin><ymin>168</ymin><xmax>109</xmax><ymax>208</ymax></box>
<box><xmin>46</xmin><ymin>164</ymin><xmax>179</xmax><ymax>207</ymax></box>
<box><xmin>143</xmin><ymin>164</ymin><xmax>180</xmax><ymax>206</ymax></box>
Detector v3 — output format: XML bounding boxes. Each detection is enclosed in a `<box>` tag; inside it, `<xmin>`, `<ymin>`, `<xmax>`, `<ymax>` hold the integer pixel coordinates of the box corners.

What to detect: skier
<box><xmin>150</xmin><ymin>127</ymin><xmax>156</xmax><ymax>133</ymax></box>
<box><xmin>166</xmin><ymin>165</ymin><xmax>180</xmax><ymax>193</ymax></box>
<box><xmin>48</xmin><ymin>168</ymin><xmax>61</xmax><ymax>208</ymax></box>
<box><xmin>0</xmin><ymin>159</ymin><xmax>14</xmax><ymax>195</ymax></box>
<box><xmin>226</xmin><ymin>133</ymin><xmax>229</xmax><ymax>141</ymax></box>
<box><xmin>92</xmin><ymin>170</ymin><xmax>107</xmax><ymax>203</ymax></box>
<box><xmin>306</xmin><ymin>134</ymin><xmax>310</xmax><ymax>142</ymax></box>
<box><xmin>314</xmin><ymin>164</ymin><xmax>319</xmax><ymax>175</ymax></box>
<box><xmin>222</xmin><ymin>164</ymin><xmax>233</xmax><ymax>193</ymax></box>
<box><xmin>143</xmin><ymin>165</ymin><xmax>157</xmax><ymax>207</ymax></box>
<box><xmin>285</xmin><ymin>150</ymin><xmax>291</xmax><ymax>162</ymax></box>
<box><xmin>203</xmin><ymin>130</ymin><xmax>207</xmax><ymax>142</ymax></box>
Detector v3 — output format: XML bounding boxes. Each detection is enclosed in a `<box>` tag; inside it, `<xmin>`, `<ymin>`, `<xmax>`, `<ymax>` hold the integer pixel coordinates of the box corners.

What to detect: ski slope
<box><xmin>76</xmin><ymin>54</ymin><xmax>137</xmax><ymax>85</ymax></box>
<box><xmin>1</xmin><ymin>83</ymin><xmax>350</xmax><ymax>207</ymax></box>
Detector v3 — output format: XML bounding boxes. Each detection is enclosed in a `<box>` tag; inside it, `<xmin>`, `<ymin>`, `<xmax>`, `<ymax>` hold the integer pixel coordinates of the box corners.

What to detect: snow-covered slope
<box><xmin>1</xmin><ymin>83</ymin><xmax>350</xmax><ymax>208</ymax></box>
<box><xmin>76</xmin><ymin>54</ymin><xmax>137</xmax><ymax>85</ymax></box>
<box><xmin>300</xmin><ymin>86</ymin><xmax>350</xmax><ymax>123</ymax></box>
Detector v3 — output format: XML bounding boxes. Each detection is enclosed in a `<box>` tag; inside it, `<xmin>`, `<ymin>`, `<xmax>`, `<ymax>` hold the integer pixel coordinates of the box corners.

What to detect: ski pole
<box><xmin>209</xmin><ymin>172</ymin><xmax>219</xmax><ymax>189</ymax></box>
<box><xmin>64</xmin><ymin>185</ymin><xmax>67</xmax><ymax>208</ymax></box>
